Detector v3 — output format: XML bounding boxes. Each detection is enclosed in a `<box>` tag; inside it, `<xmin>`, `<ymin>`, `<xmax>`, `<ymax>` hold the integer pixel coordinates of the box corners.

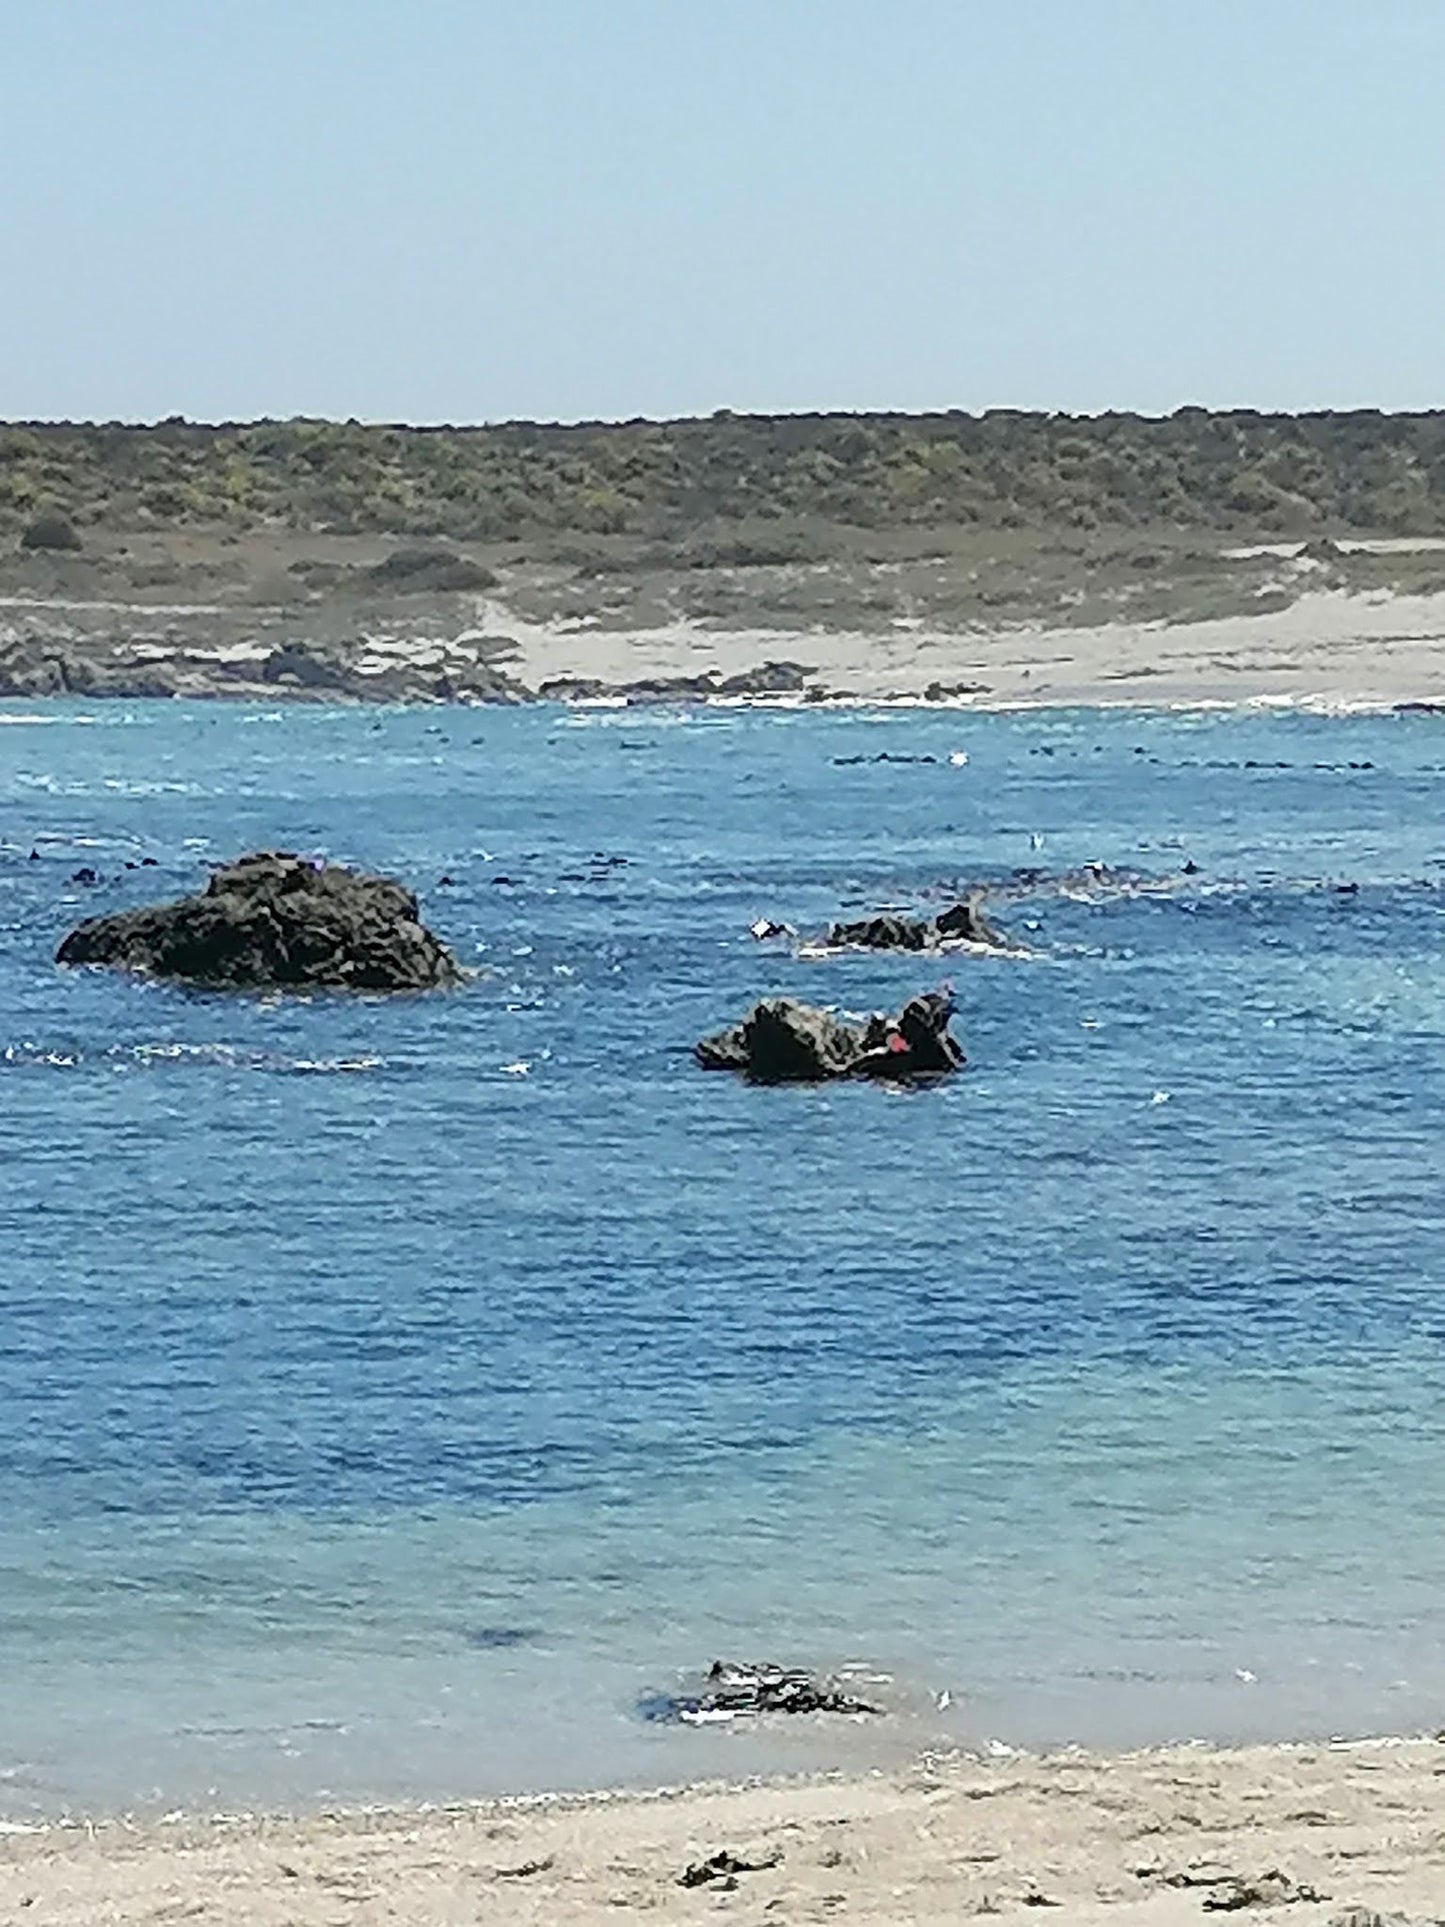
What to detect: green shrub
<box><xmin>368</xmin><ymin>546</ymin><xmax>497</xmax><ymax>592</ymax></box>
<box><xmin>20</xmin><ymin>510</ymin><xmax>82</xmax><ymax>551</ymax></box>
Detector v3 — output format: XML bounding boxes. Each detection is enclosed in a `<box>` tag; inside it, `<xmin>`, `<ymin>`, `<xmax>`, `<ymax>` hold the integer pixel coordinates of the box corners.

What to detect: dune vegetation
<box><xmin>5</xmin><ymin>408</ymin><xmax>1445</xmax><ymax>545</ymax></box>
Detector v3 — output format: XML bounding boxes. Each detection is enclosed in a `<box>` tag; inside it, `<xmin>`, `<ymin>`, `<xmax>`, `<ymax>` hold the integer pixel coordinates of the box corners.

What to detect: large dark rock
<box><xmin>696</xmin><ymin>988</ymin><xmax>964</xmax><ymax>1083</ymax></box>
<box><xmin>56</xmin><ymin>851</ymin><xmax>463</xmax><ymax>992</ymax></box>
<box><xmin>826</xmin><ymin>895</ymin><xmax>1004</xmax><ymax>952</ymax></box>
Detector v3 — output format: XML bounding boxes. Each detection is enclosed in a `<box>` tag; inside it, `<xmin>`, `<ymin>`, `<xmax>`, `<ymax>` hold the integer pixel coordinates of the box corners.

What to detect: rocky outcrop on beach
<box><xmin>0</xmin><ymin>631</ymin><xmax>531</xmax><ymax>704</ymax></box>
<box><xmin>696</xmin><ymin>988</ymin><xmax>964</xmax><ymax>1082</ymax></box>
<box><xmin>0</xmin><ymin>637</ymin><xmax>191</xmax><ymax>699</ymax></box>
<box><xmin>536</xmin><ymin>660</ymin><xmax>817</xmax><ymax>705</ymax></box>
<box><xmin>826</xmin><ymin>896</ymin><xmax>1005</xmax><ymax>951</ymax></box>
<box><xmin>56</xmin><ymin>851</ymin><xmax>463</xmax><ymax>991</ymax></box>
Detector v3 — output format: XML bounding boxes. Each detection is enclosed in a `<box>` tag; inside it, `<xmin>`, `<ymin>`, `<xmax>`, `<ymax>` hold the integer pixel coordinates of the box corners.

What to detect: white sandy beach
<box><xmin>10</xmin><ymin>565</ymin><xmax>1445</xmax><ymax>710</ymax></box>
<box><xmin>497</xmin><ymin>585</ymin><xmax>1445</xmax><ymax>711</ymax></box>
<box><xmin>3</xmin><ymin>1737</ymin><xmax>1444</xmax><ymax>1924</ymax></box>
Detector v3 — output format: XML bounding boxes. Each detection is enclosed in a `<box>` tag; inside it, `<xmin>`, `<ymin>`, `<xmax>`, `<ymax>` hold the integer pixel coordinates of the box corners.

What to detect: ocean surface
<box><xmin>1</xmin><ymin>698</ymin><xmax>1443</xmax><ymax>1819</ymax></box>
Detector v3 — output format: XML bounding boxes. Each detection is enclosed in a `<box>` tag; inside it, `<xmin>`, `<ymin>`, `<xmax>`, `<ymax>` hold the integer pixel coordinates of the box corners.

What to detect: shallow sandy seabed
<box><xmin>5</xmin><ymin>1739</ymin><xmax>1445</xmax><ymax>1924</ymax></box>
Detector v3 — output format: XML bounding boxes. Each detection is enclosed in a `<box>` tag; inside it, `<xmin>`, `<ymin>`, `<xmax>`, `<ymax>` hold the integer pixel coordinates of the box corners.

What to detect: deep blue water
<box><xmin>1</xmin><ymin>698</ymin><xmax>1443</xmax><ymax>1816</ymax></box>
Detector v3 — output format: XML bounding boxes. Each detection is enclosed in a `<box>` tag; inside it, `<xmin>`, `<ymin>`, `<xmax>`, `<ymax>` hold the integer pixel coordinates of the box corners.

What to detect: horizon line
<box><xmin>6</xmin><ymin>402</ymin><xmax>1445</xmax><ymax>434</ymax></box>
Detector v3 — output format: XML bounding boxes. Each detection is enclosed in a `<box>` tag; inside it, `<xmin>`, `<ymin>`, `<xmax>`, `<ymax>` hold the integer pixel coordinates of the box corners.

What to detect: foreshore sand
<box><xmin>4</xmin><ymin>1738</ymin><xmax>1443</xmax><ymax>1924</ymax></box>
<box><xmin>8</xmin><ymin>575</ymin><xmax>1445</xmax><ymax>711</ymax></box>
<box><xmin>503</xmin><ymin>585</ymin><xmax>1445</xmax><ymax>710</ymax></box>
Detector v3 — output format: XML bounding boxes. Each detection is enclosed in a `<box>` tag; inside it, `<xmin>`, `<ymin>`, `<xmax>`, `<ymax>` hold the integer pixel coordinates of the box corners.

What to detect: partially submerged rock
<box><xmin>696</xmin><ymin>988</ymin><xmax>964</xmax><ymax>1082</ymax></box>
<box><xmin>643</xmin><ymin>1662</ymin><xmax>881</xmax><ymax>1727</ymax></box>
<box><xmin>826</xmin><ymin>895</ymin><xmax>1004</xmax><ymax>952</ymax></box>
<box><xmin>56</xmin><ymin>851</ymin><xmax>463</xmax><ymax>992</ymax></box>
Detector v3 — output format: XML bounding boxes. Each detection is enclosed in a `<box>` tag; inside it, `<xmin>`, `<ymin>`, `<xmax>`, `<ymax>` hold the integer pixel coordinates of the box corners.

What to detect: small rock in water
<box><xmin>826</xmin><ymin>895</ymin><xmax>1005</xmax><ymax>952</ymax></box>
<box><xmin>696</xmin><ymin>990</ymin><xmax>964</xmax><ymax>1084</ymax></box>
<box><xmin>642</xmin><ymin>1661</ymin><xmax>882</xmax><ymax>1725</ymax></box>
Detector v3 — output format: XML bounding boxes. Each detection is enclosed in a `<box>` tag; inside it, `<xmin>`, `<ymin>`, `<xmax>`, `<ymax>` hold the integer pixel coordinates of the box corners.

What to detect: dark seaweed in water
<box><xmin>463</xmin><ymin>1625</ymin><xmax>541</xmax><ymax>1650</ymax></box>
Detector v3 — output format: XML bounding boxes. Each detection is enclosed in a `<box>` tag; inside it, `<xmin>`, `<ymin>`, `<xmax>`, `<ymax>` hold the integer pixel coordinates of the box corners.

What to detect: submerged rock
<box><xmin>826</xmin><ymin>895</ymin><xmax>1004</xmax><ymax>952</ymax></box>
<box><xmin>696</xmin><ymin>988</ymin><xmax>963</xmax><ymax>1083</ymax></box>
<box><xmin>643</xmin><ymin>1661</ymin><xmax>881</xmax><ymax>1726</ymax></box>
<box><xmin>56</xmin><ymin>851</ymin><xmax>463</xmax><ymax>992</ymax></box>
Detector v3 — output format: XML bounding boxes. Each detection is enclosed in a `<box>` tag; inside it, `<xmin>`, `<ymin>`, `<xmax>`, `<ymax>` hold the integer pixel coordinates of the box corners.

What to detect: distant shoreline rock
<box><xmin>56</xmin><ymin>851</ymin><xmax>463</xmax><ymax>992</ymax></box>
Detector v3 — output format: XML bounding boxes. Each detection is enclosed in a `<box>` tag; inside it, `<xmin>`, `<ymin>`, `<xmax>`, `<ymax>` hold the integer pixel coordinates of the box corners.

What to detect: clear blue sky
<box><xmin>3</xmin><ymin>0</ymin><xmax>1442</xmax><ymax>423</ymax></box>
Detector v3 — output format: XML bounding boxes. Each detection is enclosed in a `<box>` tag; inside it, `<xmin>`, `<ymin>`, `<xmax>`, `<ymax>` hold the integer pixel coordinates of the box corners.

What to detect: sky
<box><xmin>2</xmin><ymin>0</ymin><xmax>1443</xmax><ymax>424</ymax></box>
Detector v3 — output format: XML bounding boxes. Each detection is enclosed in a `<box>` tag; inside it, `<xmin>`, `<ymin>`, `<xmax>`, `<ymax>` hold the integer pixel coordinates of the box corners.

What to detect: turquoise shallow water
<box><xmin>1</xmin><ymin>698</ymin><xmax>1443</xmax><ymax>1816</ymax></box>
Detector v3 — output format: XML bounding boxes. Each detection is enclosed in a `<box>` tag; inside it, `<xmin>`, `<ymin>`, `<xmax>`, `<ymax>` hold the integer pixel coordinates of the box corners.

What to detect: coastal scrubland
<box><xmin>6</xmin><ymin>410</ymin><xmax>1445</xmax><ymax>705</ymax></box>
<box><xmin>9</xmin><ymin>408</ymin><xmax>1445</xmax><ymax>539</ymax></box>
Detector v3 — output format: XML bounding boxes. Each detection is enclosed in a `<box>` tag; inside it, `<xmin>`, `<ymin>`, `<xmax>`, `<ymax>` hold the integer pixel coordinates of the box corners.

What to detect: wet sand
<box><xmin>4</xmin><ymin>1737</ymin><xmax>1443</xmax><ymax>1923</ymax></box>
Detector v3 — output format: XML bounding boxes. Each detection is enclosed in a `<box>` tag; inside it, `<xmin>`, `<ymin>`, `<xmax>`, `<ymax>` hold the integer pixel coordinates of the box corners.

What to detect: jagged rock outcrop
<box><xmin>56</xmin><ymin>851</ymin><xmax>463</xmax><ymax>991</ymax></box>
<box><xmin>826</xmin><ymin>895</ymin><xmax>1004</xmax><ymax>951</ymax></box>
<box><xmin>696</xmin><ymin>988</ymin><xmax>964</xmax><ymax>1082</ymax></box>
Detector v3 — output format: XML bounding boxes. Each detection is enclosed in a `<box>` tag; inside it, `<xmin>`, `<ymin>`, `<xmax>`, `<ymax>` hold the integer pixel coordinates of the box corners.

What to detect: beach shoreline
<box><xmin>7</xmin><ymin>528</ymin><xmax>1445</xmax><ymax>712</ymax></box>
<box><xmin>4</xmin><ymin>1735</ymin><xmax>1443</xmax><ymax>1923</ymax></box>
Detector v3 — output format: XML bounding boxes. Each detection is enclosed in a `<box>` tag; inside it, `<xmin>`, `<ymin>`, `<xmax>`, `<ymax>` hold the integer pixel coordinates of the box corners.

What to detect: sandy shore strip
<box><xmin>4</xmin><ymin>1738</ymin><xmax>1444</xmax><ymax>1924</ymax></box>
<box><xmin>501</xmin><ymin>587</ymin><xmax>1445</xmax><ymax>710</ymax></box>
<box><xmin>10</xmin><ymin>575</ymin><xmax>1445</xmax><ymax>709</ymax></box>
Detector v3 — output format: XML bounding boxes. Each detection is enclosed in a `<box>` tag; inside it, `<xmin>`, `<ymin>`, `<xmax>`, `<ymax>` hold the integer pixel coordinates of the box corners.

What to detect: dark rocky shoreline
<box><xmin>0</xmin><ymin>632</ymin><xmax>832</xmax><ymax>707</ymax></box>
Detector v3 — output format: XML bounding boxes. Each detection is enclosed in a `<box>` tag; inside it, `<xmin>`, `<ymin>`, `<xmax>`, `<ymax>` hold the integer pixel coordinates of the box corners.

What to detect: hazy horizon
<box><xmin>13</xmin><ymin>401</ymin><xmax>1445</xmax><ymax>434</ymax></box>
<box><xmin>4</xmin><ymin>0</ymin><xmax>1445</xmax><ymax>423</ymax></box>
